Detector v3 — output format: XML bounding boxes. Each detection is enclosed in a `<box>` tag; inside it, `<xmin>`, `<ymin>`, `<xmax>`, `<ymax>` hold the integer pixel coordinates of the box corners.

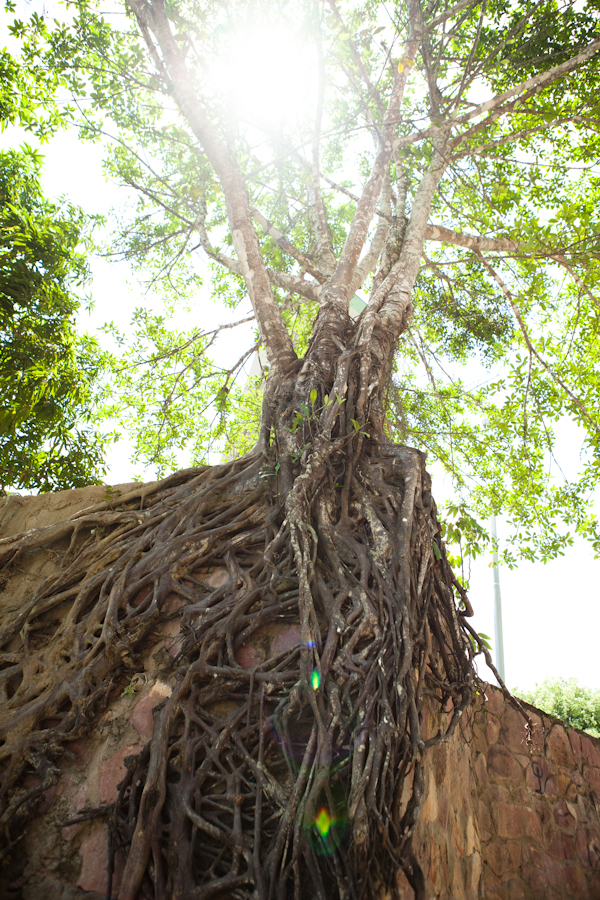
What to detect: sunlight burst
<box><xmin>210</xmin><ymin>22</ymin><xmax>318</xmax><ymax>129</ymax></box>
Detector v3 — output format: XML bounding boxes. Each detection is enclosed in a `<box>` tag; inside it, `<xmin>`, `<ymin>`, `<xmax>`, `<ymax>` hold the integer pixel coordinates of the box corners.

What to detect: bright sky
<box><xmin>2</xmin><ymin>7</ymin><xmax>599</xmax><ymax>696</ymax></box>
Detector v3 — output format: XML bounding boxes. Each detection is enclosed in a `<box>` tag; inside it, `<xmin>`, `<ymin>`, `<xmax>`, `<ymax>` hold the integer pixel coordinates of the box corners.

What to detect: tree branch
<box><xmin>194</xmin><ymin>201</ymin><xmax>321</xmax><ymax>303</ymax></box>
<box><xmin>551</xmin><ymin>254</ymin><xmax>600</xmax><ymax>314</ymax></box>
<box><xmin>326</xmin><ymin>0</ymin><xmax>424</xmax><ymax>303</ymax></box>
<box><xmin>425</xmin><ymin>224</ymin><xmax>520</xmax><ymax>252</ymax></box>
<box><xmin>127</xmin><ymin>0</ymin><xmax>296</xmax><ymax>370</ymax></box>
<box><xmin>475</xmin><ymin>251</ymin><xmax>600</xmax><ymax>436</ymax></box>
<box><xmin>394</xmin><ymin>35</ymin><xmax>600</xmax><ymax>152</ymax></box>
<box><xmin>250</xmin><ymin>207</ymin><xmax>327</xmax><ymax>283</ymax></box>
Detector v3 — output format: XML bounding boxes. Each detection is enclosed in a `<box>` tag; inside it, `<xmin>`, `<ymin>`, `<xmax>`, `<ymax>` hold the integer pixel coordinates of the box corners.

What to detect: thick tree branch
<box><xmin>308</xmin><ymin>5</ymin><xmax>337</xmax><ymax>278</ymax></box>
<box><xmin>425</xmin><ymin>225</ymin><xmax>520</xmax><ymax>252</ymax></box>
<box><xmin>427</xmin><ymin>0</ymin><xmax>479</xmax><ymax>31</ymax></box>
<box><xmin>250</xmin><ymin>208</ymin><xmax>327</xmax><ymax>283</ymax></box>
<box><xmin>127</xmin><ymin>0</ymin><xmax>296</xmax><ymax>370</ymax></box>
<box><xmin>326</xmin><ymin>0</ymin><xmax>424</xmax><ymax>304</ymax></box>
<box><xmin>551</xmin><ymin>254</ymin><xmax>600</xmax><ymax>313</ymax></box>
<box><xmin>195</xmin><ymin>204</ymin><xmax>321</xmax><ymax>303</ymax></box>
<box><xmin>394</xmin><ymin>35</ymin><xmax>600</xmax><ymax>152</ymax></box>
<box><xmin>349</xmin><ymin>176</ymin><xmax>393</xmax><ymax>296</ymax></box>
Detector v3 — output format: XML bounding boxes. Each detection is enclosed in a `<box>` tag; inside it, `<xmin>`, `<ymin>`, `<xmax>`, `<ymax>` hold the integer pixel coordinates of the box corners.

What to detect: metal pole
<box><xmin>491</xmin><ymin>515</ymin><xmax>505</xmax><ymax>683</ymax></box>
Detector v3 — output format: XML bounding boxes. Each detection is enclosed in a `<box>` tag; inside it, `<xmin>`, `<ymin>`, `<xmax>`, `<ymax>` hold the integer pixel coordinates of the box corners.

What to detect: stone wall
<box><xmin>408</xmin><ymin>688</ymin><xmax>600</xmax><ymax>900</ymax></box>
<box><xmin>1</xmin><ymin>486</ymin><xmax>600</xmax><ymax>899</ymax></box>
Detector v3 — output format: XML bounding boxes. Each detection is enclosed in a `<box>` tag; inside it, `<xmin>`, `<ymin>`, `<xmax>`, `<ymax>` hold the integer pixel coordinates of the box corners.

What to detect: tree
<box><xmin>0</xmin><ymin>146</ymin><xmax>107</xmax><ymax>492</ymax></box>
<box><xmin>1</xmin><ymin>1</ymin><xmax>600</xmax><ymax>898</ymax></box>
<box><xmin>515</xmin><ymin>677</ymin><xmax>600</xmax><ymax>737</ymax></box>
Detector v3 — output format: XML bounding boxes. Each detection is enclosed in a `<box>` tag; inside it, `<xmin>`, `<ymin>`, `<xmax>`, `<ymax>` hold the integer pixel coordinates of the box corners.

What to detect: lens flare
<box><xmin>315</xmin><ymin>806</ymin><xmax>332</xmax><ymax>837</ymax></box>
<box><xmin>311</xmin><ymin>669</ymin><xmax>320</xmax><ymax>690</ymax></box>
<box><xmin>304</xmin><ymin>783</ymin><xmax>348</xmax><ymax>855</ymax></box>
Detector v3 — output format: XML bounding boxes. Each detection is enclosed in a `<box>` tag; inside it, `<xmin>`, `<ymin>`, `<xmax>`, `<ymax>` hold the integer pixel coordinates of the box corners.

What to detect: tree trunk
<box><xmin>0</xmin><ymin>321</ymin><xmax>486</xmax><ymax>900</ymax></box>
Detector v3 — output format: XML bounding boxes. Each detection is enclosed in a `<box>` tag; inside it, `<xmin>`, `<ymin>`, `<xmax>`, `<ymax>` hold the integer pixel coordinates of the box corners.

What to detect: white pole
<box><xmin>491</xmin><ymin>515</ymin><xmax>506</xmax><ymax>683</ymax></box>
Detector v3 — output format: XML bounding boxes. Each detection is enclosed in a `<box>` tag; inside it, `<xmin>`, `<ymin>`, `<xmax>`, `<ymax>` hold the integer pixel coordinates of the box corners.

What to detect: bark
<box><xmin>0</xmin><ymin>358</ymin><xmax>485</xmax><ymax>900</ymax></box>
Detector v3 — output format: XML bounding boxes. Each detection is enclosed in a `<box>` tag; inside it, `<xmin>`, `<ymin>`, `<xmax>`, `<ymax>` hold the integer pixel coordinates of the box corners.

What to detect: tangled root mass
<box><xmin>0</xmin><ymin>355</ymin><xmax>492</xmax><ymax>900</ymax></box>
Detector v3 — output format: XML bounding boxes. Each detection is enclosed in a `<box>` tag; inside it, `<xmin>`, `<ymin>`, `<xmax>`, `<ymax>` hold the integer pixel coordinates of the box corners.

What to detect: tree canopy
<box><xmin>0</xmin><ymin>146</ymin><xmax>107</xmax><ymax>492</ymax></box>
<box><xmin>516</xmin><ymin>677</ymin><xmax>600</xmax><ymax>737</ymax></box>
<box><xmin>9</xmin><ymin>0</ymin><xmax>600</xmax><ymax>563</ymax></box>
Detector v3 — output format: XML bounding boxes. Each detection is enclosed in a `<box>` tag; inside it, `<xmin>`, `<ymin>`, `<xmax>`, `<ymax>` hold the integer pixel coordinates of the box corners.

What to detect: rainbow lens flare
<box><xmin>311</xmin><ymin>669</ymin><xmax>321</xmax><ymax>690</ymax></box>
<box><xmin>304</xmin><ymin>785</ymin><xmax>348</xmax><ymax>855</ymax></box>
<box><xmin>315</xmin><ymin>806</ymin><xmax>332</xmax><ymax>837</ymax></box>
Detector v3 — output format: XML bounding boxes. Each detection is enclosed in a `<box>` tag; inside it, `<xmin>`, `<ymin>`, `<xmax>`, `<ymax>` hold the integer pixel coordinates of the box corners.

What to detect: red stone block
<box><xmin>99</xmin><ymin>743</ymin><xmax>142</xmax><ymax>804</ymax></box>
<box><xmin>507</xmin><ymin>877</ymin><xmax>527</xmax><ymax>900</ymax></box>
<box><xmin>525</xmin><ymin>758</ymin><xmax>557</xmax><ymax>797</ymax></box>
<box><xmin>553</xmin><ymin>798</ymin><xmax>577</xmax><ymax>829</ymax></box>
<box><xmin>590</xmin><ymin>871</ymin><xmax>600</xmax><ymax>899</ymax></box>
<box><xmin>487</xmin><ymin>715</ymin><xmax>501</xmax><ymax>746</ymax></box>
<box><xmin>270</xmin><ymin>624</ymin><xmax>302</xmax><ymax>655</ymax></box>
<box><xmin>431</xmin><ymin>744</ymin><xmax>448</xmax><ymax>786</ymax></box>
<box><xmin>160</xmin><ymin>617</ymin><xmax>183</xmax><ymax>657</ymax></box>
<box><xmin>164</xmin><ymin>592</ymin><xmax>186</xmax><ymax>614</ymax></box>
<box><xmin>437</xmin><ymin>785</ymin><xmax>450</xmax><ymax>830</ymax></box>
<box><xmin>495</xmin><ymin>802</ymin><xmax>523</xmax><ymax>839</ymax></box>
<box><xmin>583</xmin><ymin>764</ymin><xmax>600</xmax><ymax>794</ymax></box>
<box><xmin>522</xmin><ymin>806</ymin><xmax>542</xmax><ymax>842</ymax></box>
<box><xmin>478</xmin><ymin>799</ymin><xmax>493</xmax><ymax>837</ymax></box>
<box><xmin>521</xmin><ymin>841</ymin><xmax>543</xmax><ymax>870</ymax></box>
<box><xmin>546</xmin><ymin>725</ymin><xmax>575</xmax><ymax>767</ymax></box>
<box><xmin>128</xmin><ymin>681</ymin><xmax>172</xmax><ymax>737</ymax></box>
<box><xmin>506</xmin><ymin>839</ymin><xmax>522</xmax><ymax>869</ymax></box>
<box><xmin>569</xmin><ymin>729</ymin><xmax>582</xmax><ymax>767</ymax></box>
<box><xmin>235</xmin><ymin>641</ymin><xmax>265</xmax><ymax>669</ymax></box>
<box><xmin>563</xmin><ymin>865</ymin><xmax>586</xmax><ymax>895</ymax></box>
<box><xmin>487</xmin><ymin>746</ymin><xmax>522</xmax><ymax>780</ymax></box>
<box><xmin>501</xmin><ymin>707</ymin><xmax>530</xmax><ymax>755</ymax></box>
<box><xmin>485</xmin><ymin>688</ymin><xmax>505</xmax><ymax>717</ymax></box>
<box><xmin>472</xmin><ymin>720</ymin><xmax>489</xmax><ymax>755</ymax></box>
<box><xmin>426</xmin><ymin>837</ymin><xmax>441</xmax><ymax>893</ymax></box>
<box><xmin>580</xmin><ymin>734</ymin><xmax>600</xmax><ymax>768</ymax></box>
<box><xmin>474</xmin><ymin>752</ymin><xmax>488</xmax><ymax>785</ymax></box>
<box><xmin>524</xmin><ymin>867</ymin><xmax>549</xmax><ymax>900</ymax></box>
<box><xmin>194</xmin><ymin>566</ymin><xmax>229</xmax><ymax>588</ymax></box>
<box><xmin>77</xmin><ymin>822</ymin><xmax>124</xmax><ymax>895</ymax></box>
<box><xmin>485</xmin><ymin>840</ymin><xmax>513</xmax><ymax>879</ymax></box>
<box><xmin>546</xmin><ymin>825</ymin><xmax>576</xmax><ymax>859</ymax></box>
<box><xmin>575</xmin><ymin>827</ymin><xmax>594</xmax><ymax>866</ymax></box>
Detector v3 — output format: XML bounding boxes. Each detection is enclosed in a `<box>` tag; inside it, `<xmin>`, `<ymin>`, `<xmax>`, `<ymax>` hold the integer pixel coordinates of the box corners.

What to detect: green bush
<box><xmin>514</xmin><ymin>678</ymin><xmax>600</xmax><ymax>737</ymax></box>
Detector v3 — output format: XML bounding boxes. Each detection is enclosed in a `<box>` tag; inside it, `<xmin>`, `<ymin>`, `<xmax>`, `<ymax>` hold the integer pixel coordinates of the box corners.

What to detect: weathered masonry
<box><xmin>1</xmin><ymin>486</ymin><xmax>600</xmax><ymax>899</ymax></box>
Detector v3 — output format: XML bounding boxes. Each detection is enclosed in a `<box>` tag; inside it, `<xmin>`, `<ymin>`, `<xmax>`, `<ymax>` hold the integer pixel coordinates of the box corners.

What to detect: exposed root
<box><xmin>0</xmin><ymin>342</ymin><xmax>491</xmax><ymax>899</ymax></box>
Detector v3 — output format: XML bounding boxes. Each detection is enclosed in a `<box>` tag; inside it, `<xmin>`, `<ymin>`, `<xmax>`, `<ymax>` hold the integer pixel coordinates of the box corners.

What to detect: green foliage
<box><xmin>0</xmin><ymin>147</ymin><xmax>107</xmax><ymax>492</ymax></box>
<box><xmin>514</xmin><ymin>677</ymin><xmax>600</xmax><ymax>737</ymax></box>
<box><xmin>6</xmin><ymin>0</ymin><xmax>600</xmax><ymax>564</ymax></box>
<box><xmin>1</xmin><ymin>10</ymin><xmax>72</xmax><ymax>139</ymax></box>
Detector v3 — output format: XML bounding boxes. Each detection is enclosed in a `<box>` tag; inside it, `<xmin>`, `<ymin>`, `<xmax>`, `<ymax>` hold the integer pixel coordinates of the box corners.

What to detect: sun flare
<box><xmin>210</xmin><ymin>21</ymin><xmax>318</xmax><ymax>129</ymax></box>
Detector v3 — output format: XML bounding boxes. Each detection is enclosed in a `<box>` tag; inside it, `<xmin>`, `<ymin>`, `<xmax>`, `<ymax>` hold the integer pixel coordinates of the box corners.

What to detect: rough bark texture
<box><xmin>0</xmin><ymin>333</ymin><xmax>496</xmax><ymax>900</ymax></box>
<box><xmin>2</xmin><ymin>489</ymin><xmax>600</xmax><ymax>900</ymax></box>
